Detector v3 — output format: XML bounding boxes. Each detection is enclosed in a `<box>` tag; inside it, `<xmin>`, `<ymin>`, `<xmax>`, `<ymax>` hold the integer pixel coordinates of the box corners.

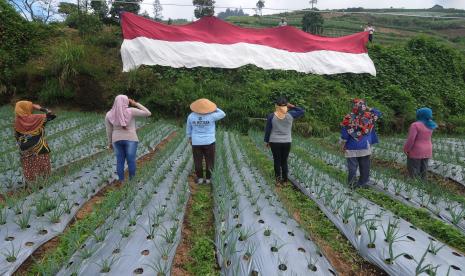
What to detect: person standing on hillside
<box><xmin>106</xmin><ymin>95</ymin><xmax>151</xmax><ymax>183</ymax></box>
<box><xmin>14</xmin><ymin>101</ymin><xmax>56</xmax><ymax>184</ymax></box>
<box><xmin>364</xmin><ymin>23</ymin><xmax>375</xmax><ymax>42</ymax></box>
<box><xmin>264</xmin><ymin>97</ymin><xmax>305</xmax><ymax>185</ymax></box>
<box><xmin>187</xmin><ymin>98</ymin><xmax>226</xmax><ymax>185</ymax></box>
<box><xmin>403</xmin><ymin>108</ymin><xmax>437</xmax><ymax>180</ymax></box>
<box><xmin>340</xmin><ymin>99</ymin><xmax>381</xmax><ymax>189</ymax></box>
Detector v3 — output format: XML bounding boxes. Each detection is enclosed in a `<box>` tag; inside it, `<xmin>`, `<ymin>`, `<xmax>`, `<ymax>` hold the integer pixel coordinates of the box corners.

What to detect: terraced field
<box><xmin>1</xmin><ymin>106</ymin><xmax>464</xmax><ymax>275</ymax></box>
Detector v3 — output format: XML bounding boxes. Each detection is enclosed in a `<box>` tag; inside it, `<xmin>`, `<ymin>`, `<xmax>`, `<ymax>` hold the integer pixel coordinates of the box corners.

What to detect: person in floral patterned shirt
<box><xmin>340</xmin><ymin>99</ymin><xmax>381</xmax><ymax>189</ymax></box>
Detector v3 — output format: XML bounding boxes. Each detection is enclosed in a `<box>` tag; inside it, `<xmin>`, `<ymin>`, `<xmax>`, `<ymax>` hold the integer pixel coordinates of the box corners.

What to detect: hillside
<box><xmin>3</xmin><ymin>3</ymin><xmax>465</xmax><ymax>136</ymax></box>
<box><xmin>227</xmin><ymin>9</ymin><xmax>465</xmax><ymax>51</ymax></box>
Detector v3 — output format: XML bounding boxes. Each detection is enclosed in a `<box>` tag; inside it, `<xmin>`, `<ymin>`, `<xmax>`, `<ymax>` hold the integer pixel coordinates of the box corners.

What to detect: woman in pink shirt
<box><xmin>403</xmin><ymin>108</ymin><xmax>437</xmax><ymax>179</ymax></box>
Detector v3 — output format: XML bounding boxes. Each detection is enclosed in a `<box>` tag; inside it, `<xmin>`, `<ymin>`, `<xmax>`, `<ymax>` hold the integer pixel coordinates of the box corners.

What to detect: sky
<box><xmin>139</xmin><ymin>0</ymin><xmax>465</xmax><ymax>20</ymax></box>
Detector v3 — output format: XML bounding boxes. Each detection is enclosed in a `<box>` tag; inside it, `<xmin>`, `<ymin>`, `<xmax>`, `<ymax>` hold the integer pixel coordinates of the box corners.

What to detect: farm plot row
<box><xmin>0</xmin><ymin>114</ymin><xmax>151</xmax><ymax>193</ymax></box>
<box><xmin>0</xmin><ymin>122</ymin><xmax>175</xmax><ymax>275</ymax></box>
<box><xmin>248</xmin><ymin>131</ymin><xmax>465</xmax><ymax>275</ymax></box>
<box><xmin>212</xmin><ymin>132</ymin><xmax>336</xmax><ymax>275</ymax></box>
<box><xmin>290</xmin><ymin>136</ymin><xmax>465</xmax><ymax>236</ymax></box>
<box><xmin>372</xmin><ymin>138</ymin><xmax>465</xmax><ymax>187</ymax></box>
<box><xmin>59</xmin><ymin>135</ymin><xmax>191</xmax><ymax>275</ymax></box>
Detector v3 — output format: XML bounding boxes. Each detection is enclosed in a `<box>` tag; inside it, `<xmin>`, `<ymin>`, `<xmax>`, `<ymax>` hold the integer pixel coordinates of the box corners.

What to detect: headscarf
<box><xmin>107</xmin><ymin>95</ymin><xmax>132</xmax><ymax>128</ymax></box>
<box><xmin>14</xmin><ymin>101</ymin><xmax>46</xmax><ymax>134</ymax></box>
<box><xmin>416</xmin><ymin>107</ymin><xmax>437</xmax><ymax>130</ymax></box>
<box><xmin>341</xmin><ymin>99</ymin><xmax>379</xmax><ymax>141</ymax></box>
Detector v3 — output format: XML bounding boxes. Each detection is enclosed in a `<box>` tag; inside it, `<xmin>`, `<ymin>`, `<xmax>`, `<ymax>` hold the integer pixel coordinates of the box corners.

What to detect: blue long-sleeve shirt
<box><xmin>264</xmin><ymin>106</ymin><xmax>305</xmax><ymax>143</ymax></box>
<box><xmin>186</xmin><ymin>108</ymin><xmax>226</xmax><ymax>146</ymax></box>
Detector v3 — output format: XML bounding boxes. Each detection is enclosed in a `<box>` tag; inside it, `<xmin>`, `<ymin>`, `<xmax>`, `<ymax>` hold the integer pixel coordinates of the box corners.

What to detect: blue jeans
<box><xmin>113</xmin><ymin>140</ymin><xmax>138</xmax><ymax>181</ymax></box>
<box><xmin>347</xmin><ymin>155</ymin><xmax>371</xmax><ymax>188</ymax></box>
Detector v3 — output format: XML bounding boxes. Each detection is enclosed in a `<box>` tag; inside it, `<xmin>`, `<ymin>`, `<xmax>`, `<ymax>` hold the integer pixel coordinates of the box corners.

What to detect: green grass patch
<box><xmin>239</xmin><ymin>135</ymin><xmax>372</xmax><ymax>272</ymax></box>
<box><xmin>182</xmin><ymin>184</ymin><xmax>219</xmax><ymax>276</ymax></box>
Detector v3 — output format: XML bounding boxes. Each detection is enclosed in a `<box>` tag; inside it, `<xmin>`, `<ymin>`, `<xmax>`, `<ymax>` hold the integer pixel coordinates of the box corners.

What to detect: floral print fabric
<box><xmin>341</xmin><ymin>99</ymin><xmax>379</xmax><ymax>141</ymax></box>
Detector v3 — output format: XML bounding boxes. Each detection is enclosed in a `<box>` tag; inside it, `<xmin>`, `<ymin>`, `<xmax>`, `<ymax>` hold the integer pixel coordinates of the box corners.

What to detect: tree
<box><xmin>153</xmin><ymin>0</ymin><xmax>163</xmax><ymax>21</ymax></box>
<box><xmin>109</xmin><ymin>0</ymin><xmax>142</xmax><ymax>19</ymax></box>
<box><xmin>193</xmin><ymin>0</ymin><xmax>215</xmax><ymax>19</ymax></box>
<box><xmin>58</xmin><ymin>2</ymin><xmax>78</xmax><ymax>16</ymax></box>
<box><xmin>90</xmin><ymin>0</ymin><xmax>109</xmax><ymax>20</ymax></box>
<box><xmin>8</xmin><ymin>0</ymin><xmax>58</xmax><ymax>22</ymax></box>
<box><xmin>217</xmin><ymin>8</ymin><xmax>247</xmax><ymax>19</ymax></box>
<box><xmin>309</xmin><ymin>0</ymin><xmax>317</xmax><ymax>10</ymax></box>
<box><xmin>256</xmin><ymin>0</ymin><xmax>264</xmax><ymax>16</ymax></box>
<box><xmin>302</xmin><ymin>11</ymin><xmax>324</xmax><ymax>35</ymax></box>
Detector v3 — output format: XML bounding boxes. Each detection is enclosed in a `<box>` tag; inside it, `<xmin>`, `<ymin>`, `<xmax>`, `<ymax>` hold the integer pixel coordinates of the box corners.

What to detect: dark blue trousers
<box><xmin>347</xmin><ymin>155</ymin><xmax>371</xmax><ymax>188</ymax></box>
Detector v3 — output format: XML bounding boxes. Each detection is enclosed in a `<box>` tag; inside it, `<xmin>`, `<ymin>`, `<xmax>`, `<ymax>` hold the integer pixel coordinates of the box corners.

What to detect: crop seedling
<box><xmin>340</xmin><ymin>202</ymin><xmax>353</xmax><ymax>224</ymax></box>
<box><xmin>306</xmin><ymin>253</ymin><xmax>319</xmax><ymax>271</ymax></box>
<box><xmin>120</xmin><ymin>226</ymin><xmax>133</xmax><ymax>238</ymax></box>
<box><xmin>243</xmin><ymin>242</ymin><xmax>257</xmax><ymax>262</ymax></box>
<box><xmin>15</xmin><ymin>210</ymin><xmax>31</xmax><ymax>229</ymax></box>
<box><xmin>448</xmin><ymin>205</ymin><xmax>465</xmax><ymax>225</ymax></box>
<box><xmin>382</xmin><ymin>219</ymin><xmax>408</xmax><ymax>264</ymax></box>
<box><xmin>270</xmin><ymin>239</ymin><xmax>286</xmax><ymax>253</ymax></box>
<box><xmin>160</xmin><ymin>225</ymin><xmax>178</xmax><ymax>244</ymax></box>
<box><xmin>415</xmin><ymin>248</ymin><xmax>440</xmax><ymax>275</ymax></box>
<box><xmin>0</xmin><ymin>208</ymin><xmax>6</xmax><ymax>225</ymax></box>
<box><xmin>427</xmin><ymin>240</ymin><xmax>445</xmax><ymax>255</ymax></box>
<box><xmin>365</xmin><ymin>220</ymin><xmax>378</xmax><ymax>248</ymax></box>
<box><xmin>238</xmin><ymin>226</ymin><xmax>259</xmax><ymax>242</ymax></box>
<box><xmin>47</xmin><ymin>206</ymin><xmax>64</xmax><ymax>224</ymax></box>
<box><xmin>155</xmin><ymin>242</ymin><xmax>175</xmax><ymax>261</ymax></box>
<box><xmin>2</xmin><ymin>242</ymin><xmax>20</xmax><ymax>263</ymax></box>
<box><xmin>96</xmin><ymin>256</ymin><xmax>118</xmax><ymax>273</ymax></box>
<box><xmin>146</xmin><ymin>259</ymin><xmax>170</xmax><ymax>276</ymax></box>
<box><xmin>79</xmin><ymin>246</ymin><xmax>97</xmax><ymax>260</ymax></box>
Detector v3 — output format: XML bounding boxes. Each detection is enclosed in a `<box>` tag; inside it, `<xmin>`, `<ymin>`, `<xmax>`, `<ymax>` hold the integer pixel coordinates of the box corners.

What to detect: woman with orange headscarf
<box><xmin>14</xmin><ymin>101</ymin><xmax>56</xmax><ymax>183</ymax></box>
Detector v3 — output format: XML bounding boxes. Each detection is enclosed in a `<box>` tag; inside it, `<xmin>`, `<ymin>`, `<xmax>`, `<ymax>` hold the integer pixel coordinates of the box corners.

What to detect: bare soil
<box><xmin>171</xmin><ymin>175</ymin><xmax>197</xmax><ymax>276</ymax></box>
<box><xmin>13</xmin><ymin>132</ymin><xmax>177</xmax><ymax>275</ymax></box>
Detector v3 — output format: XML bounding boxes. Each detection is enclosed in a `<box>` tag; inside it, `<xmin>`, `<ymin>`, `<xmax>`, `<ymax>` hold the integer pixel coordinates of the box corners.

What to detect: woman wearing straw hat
<box><xmin>14</xmin><ymin>101</ymin><xmax>56</xmax><ymax>183</ymax></box>
<box><xmin>264</xmin><ymin>97</ymin><xmax>305</xmax><ymax>185</ymax></box>
<box><xmin>187</xmin><ymin>98</ymin><xmax>226</xmax><ymax>184</ymax></box>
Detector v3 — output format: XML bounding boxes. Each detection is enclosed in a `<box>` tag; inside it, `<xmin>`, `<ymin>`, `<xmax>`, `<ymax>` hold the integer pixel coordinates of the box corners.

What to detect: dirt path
<box><xmin>172</xmin><ymin>176</ymin><xmax>197</xmax><ymax>276</ymax></box>
<box><xmin>13</xmin><ymin>132</ymin><xmax>177</xmax><ymax>275</ymax></box>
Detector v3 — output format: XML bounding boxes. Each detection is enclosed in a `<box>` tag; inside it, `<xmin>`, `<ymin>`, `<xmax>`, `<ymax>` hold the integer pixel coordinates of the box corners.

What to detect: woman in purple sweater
<box><xmin>403</xmin><ymin>108</ymin><xmax>437</xmax><ymax>180</ymax></box>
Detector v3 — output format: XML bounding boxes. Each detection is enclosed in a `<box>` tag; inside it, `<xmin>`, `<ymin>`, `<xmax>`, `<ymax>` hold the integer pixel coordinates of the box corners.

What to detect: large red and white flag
<box><xmin>120</xmin><ymin>12</ymin><xmax>376</xmax><ymax>76</ymax></box>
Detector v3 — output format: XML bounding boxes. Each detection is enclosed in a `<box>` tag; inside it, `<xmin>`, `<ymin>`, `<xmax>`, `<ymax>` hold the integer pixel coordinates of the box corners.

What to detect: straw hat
<box><xmin>190</xmin><ymin>98</ymin><xmax>217</xmax><ymax>114</ymax></box>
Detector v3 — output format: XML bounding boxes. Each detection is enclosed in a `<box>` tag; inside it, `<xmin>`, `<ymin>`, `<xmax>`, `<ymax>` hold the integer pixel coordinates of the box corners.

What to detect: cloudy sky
<box><xmin>139</xmin><ymin>0</ymin><xmax>465</xmax><ymax>20</ymax></box>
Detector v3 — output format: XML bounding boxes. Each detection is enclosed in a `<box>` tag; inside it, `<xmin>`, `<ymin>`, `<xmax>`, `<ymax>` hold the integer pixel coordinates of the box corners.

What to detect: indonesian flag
<box><xmin>120</xmin><ymin>12</ymin><xmax>376</xmax><ymax>76</ymax></box>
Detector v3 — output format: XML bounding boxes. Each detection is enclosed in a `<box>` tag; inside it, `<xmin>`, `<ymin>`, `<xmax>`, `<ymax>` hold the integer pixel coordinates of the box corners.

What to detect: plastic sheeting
<box><xmin>57</xmin><ymin>139</ymin><xmax>191</xmax><ymax>276</ymax></box>
<box><xmin>0</xmin><ymin>119</ymin><xmax>150</xmax><ymax>193</ymax></box>
<box><xmin>292</xmin><ymin>137</ymin><xmax>465</xmax><ymax>235</ymax></box>
<box><xmin>249</xmin><ymin>132</ymin><xmax>464</xmax><ymax>275</ymax></box>
<box><xmin>289</xmin><ymin>155</ymin><xmax>465</xmax><ymax>275</ymax></box>
<box><xmin>374</xmin><ymin>144</ymin><xmax>465</xmax><ymax>187</ymax></box>
<box><xmin>212</xmin><ymin>132</ymin><xmax>337</xmax><ymax>276</ymax></box>
<box><xmin>0</xmin><ymin>124</ymin><xmax>175</xmax><ymax>276</ymax></box>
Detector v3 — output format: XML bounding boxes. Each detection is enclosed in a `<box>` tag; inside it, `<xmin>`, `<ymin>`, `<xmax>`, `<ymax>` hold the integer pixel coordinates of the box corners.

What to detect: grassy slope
<box><xmin>226</xmin><ymin>9</ymin><xmax>465</xmax><ymax>51</ymax></box>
